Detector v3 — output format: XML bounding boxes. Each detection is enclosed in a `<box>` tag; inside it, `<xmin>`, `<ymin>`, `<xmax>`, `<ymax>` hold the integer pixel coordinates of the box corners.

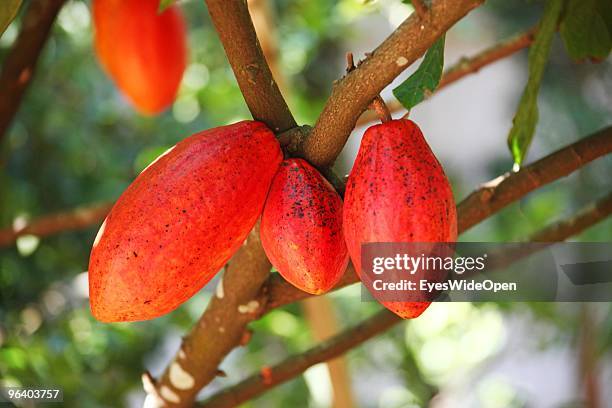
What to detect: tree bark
<box><xmin>0</xmin><ymin>0</ymin><xmax>66</xmax><ymax>141</ymax></box>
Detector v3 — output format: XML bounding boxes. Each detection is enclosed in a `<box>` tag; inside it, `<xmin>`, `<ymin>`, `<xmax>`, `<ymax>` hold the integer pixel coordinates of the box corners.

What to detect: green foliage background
<box><xmin>0</xmin><ymin>0</ymin><xmax>611</xmax><ymax>407</ymax></box>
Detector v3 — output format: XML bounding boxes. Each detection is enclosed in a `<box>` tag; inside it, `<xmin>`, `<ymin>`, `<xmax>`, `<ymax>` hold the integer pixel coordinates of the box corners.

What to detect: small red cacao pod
<box><xmin>93</xmin><ymin>0</ymin><xmax>187</xmax><ymax>115</ymax></box>
<box><xmin>89</xmin><ymin>121</ymin><xmax>282</xmax><ymax>322</ymax></box>
<box><xmin>343</xmin><ymin>119</ymin><xmax>457</xmax><ymax>319</ymax></box>
<box><xmin>261</xmin><ymin>159</ymin><xmax>349</xmax><ymax>294</ymax></box>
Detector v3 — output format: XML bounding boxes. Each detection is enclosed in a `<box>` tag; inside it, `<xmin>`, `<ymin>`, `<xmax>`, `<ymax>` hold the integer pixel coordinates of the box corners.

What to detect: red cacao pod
<box><xmin>260</xmin><ymin>159</ymin><xmax>348</xmax><ymax>294</ymax></box>
<box><xmin>93</xmin><ymin>0</ymin><xmax>187</xmax><ymax>115</ymax></box>
<box><xmin>89</xmin><ymin>121</ymin><xmax>282</xmax><ymax>322</ymax></box>
<box><xmin>343</xmin><ymin>119</ymin><xmax>457</xmax><ymax>319</ymax></box>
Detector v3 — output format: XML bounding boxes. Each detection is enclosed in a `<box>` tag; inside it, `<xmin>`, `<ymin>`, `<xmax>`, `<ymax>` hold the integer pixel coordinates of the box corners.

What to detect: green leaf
<box><xmin>392</xmin><ymin>35</ymin><xmax>445</xmax><ymax>110</ymax></box>
<box><xmin>507</xmin><ymin>0</ymin><xmax>563</xmax><ymax>166</ymax></box>
<box><xmin>0</xmin><ymin>0</ymin><xmax>22</xmax><ymax>38</ymax></box>
<box><xmin>158</xmin><ymin>0</ymin><xmax>175</xmax><ymax>14</ymax></box>
<box><xmin>133</xmin><ymin>145</ymin><xmax>173</xmax><ymax>174</ymax></box>
<box><xmin>560</xmin><ymin>0</ymin><xmax>611</xmax><ymax>61</ymax></box>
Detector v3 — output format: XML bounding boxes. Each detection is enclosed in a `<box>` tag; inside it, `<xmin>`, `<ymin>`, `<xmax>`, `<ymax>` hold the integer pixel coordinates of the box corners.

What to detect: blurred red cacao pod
<box><xmin>93</xmin><ymin>0</ymin><xmax>187</xmax><ymax>115</ymax></box>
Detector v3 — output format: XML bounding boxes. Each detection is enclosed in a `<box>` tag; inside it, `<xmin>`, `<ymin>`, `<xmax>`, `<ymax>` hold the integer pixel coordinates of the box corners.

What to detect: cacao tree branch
<box><xmin>458</xmin><ymin>125</ymin><xmax>612</xmax><ymax>232</ymax></box>
<box><xmin>0</xmin><ymin>0</ymin><xmax>66</xmax><ymax>142</ymax></box>
<box><xmin>300</xmin><ymin>0</ymin><xmax>485</xmax><ymax>168</ymax></box>
<box><xmin>438</xmin><ymin>27</ymin><xmax>537</xmax><ymax>90</ymax></box>
<box><xmin>529</xmin><ymin>190</ymin><xmax>612</xmax><ymax>242</ymax></box>
<box><xmin>203</xmin><ymin>0</ymin><xmax>295</xmax><ymax>133</ymax></box>
<box><xmin>199</xmin><ymin>193</ymin><xmax>612</xmax><ymax>407</ymax></box>
<box><xmin>0</xmin><ymin>202</ymin><xmax>112</xmax><ymax>247</ymax></box>
<box><xmin>152</xmin><ymin>226</ymin><xmax>272</xmax><ymax>408</ymax></box>
<box><xmin>199</xmin><ymin>309</ymin><xmax>400</xmax><ymax>408</ymax></box>
<box><xmin>357</xmin><ymin>25</ymin><xmax>538</xmax><ymax>125</ymax></box>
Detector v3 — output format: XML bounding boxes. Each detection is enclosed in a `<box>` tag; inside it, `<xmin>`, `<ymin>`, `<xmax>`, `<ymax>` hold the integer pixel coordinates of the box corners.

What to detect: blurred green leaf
<box><xmin>560</xmin><ymin>0</ymin><xmax>611</xmax><ymax>61</ymax></box>
<box><xmin>392</xmin><ymin>35</ymin><xmax>445</xmax><ymax>110</ymax></box>
<box><xmin>158</xmin><ymin>0</ymin><xmax>175</xmax><ymax>14</ymax></box>
<box><xmin>133</xmin><ymin>145</ymin><xmax>173</xmax><ymax>173</ymax></box>
<box><xmin>507</xmin><ymin>0</ymin><xmax>563</xmax><ymax>166</ymax></box>
<box><xmin>0</xmin><ymin>0</ymin><xmax>22</xmax><ymax>37</ymax></box>
<box><xmin>0</xmin><ymin>347</ymin><xmax>28</xmax><ymax>370</ymax></box>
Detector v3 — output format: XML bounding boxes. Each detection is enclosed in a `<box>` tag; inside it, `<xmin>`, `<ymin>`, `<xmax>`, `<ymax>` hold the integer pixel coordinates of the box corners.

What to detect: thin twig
<box><xmin>457</xmin><ymin>126</ymin><xmax>612</xmax><ymax>232</ymax></box>
<box><xmin>199</xmin><ymin>192</ymin><xmax>612</xmax><ymax>407</ymax></box>
<box><xmin>199</xmin><ymin>309</ymin><xmax>400</xmax><ymax>407</ymax></box>
<box><xmin>438</xmin><ymin>27</ymin><xmax>537</xmax><ymax>89</ymax></box>
<box><xmin>368</xmin><ymin>96</ymin><xmax>392</xmax><ymax>123</ymax></box>
<box><xmin>529</xmin><ymin>191</ymin><xmax>612</xmax><ymax>242</ymax></box>
<box><xmin>0</xmin><ymin>0</ymin><xmax>66</xmax><ymax>142</ymax></box>
<box><xmin>356</xmin><ymin>26</ymin><xmax>538</xmax><ymax>126</ymax></box>
<box><xmin>345</xmin><ymin>52</ymin><xmax>356</xmax><ymax>72</ymax></box>
<box><xmin>0</xmin><ymin>203</ymin><xmax>112</xmax><ymax>247</ymax></box>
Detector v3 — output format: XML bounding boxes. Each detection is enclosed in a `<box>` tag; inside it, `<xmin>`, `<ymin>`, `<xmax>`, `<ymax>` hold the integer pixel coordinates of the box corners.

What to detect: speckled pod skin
<box><xmin>93</xmin><ymin>0</ymin><xmax>186</xmax><ymax>115</ymax></box>
<box><xmin>261</xmin><ymin>159</ymin><xmax>348</xmax><ymax>294</ymax></box>
<box><xmin>343</xmin><ymin>119</ymin><xmax>457</xmax><ymax>319</ymax></box>
<box><xmin>89</xmin><ymin>121</ymin><xmax>282</xmax><ymax>322</ymax></box>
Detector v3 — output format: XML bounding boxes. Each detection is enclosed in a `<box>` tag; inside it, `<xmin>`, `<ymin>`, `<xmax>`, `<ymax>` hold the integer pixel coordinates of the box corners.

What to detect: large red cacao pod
<box><xmin>93</xmin><ymin>0</ymin><xmax>187</xmax><ymax>115</ymax></box>
<box><xmin>89</xmin><ymin>121</ymin><xmax>282</xmax><ymax>322</ymax></box>
<box><xmin>343</xmin><ymin>119</ymin><xmax>457</xmax><ymax>319</ymax></box>
<box><xmin>261</xmin><ymin>159</ymin><xmax>348</xmax><ymax>294</ymax></box>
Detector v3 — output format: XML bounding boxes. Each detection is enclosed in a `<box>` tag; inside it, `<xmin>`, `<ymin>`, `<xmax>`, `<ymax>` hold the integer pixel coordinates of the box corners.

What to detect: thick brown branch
<box><xmin>357</xmin><ymin>26</ymin><xmax>538</xmax><ymax>126</ymax></box>
<box><xmin>200</xmin><ymin>193</ymin><xmax>612</xmax><ymax>407</ymax></box>
<box><xmin>457</xmin><ymin>126</ymin><xmax>612</xmax><ymax>232</ymax></box>
<box><xmin>301</xmin><ymin>0</ymin><xmax>484</xmax><ymax>168</ymax></box>
<box><xmin>204</xmin><ymin>0</ymin><xmax>295</xmax><ymax>133</ymax></box>
<box><xmin>0</xmin><ymin>202</ymin><xmax>111</xmax><ymax>247</ymax></box>
<box><xmin>153</xmin><ymin>226</ymin><xmax>272</xmax><ymax>408</ymax></box>
<box><xmin>0</xmin><ymin>0</ymin><xmax>66</xmax><ymax>141</ymax></box>
<box><xmin>199</xmin><ymin>309</ymin><xmax>400</xmax><ymax>408</ymax></box>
